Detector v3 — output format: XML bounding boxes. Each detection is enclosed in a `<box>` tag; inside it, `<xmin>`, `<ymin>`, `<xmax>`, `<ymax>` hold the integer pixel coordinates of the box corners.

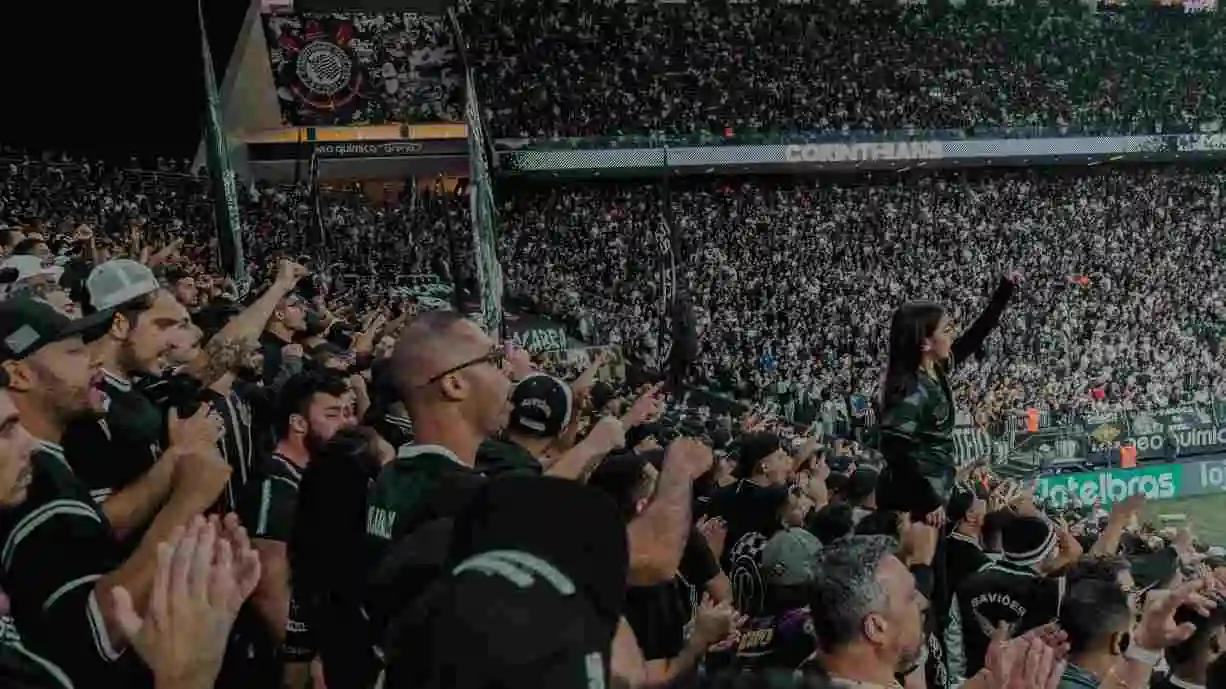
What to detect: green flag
<box><xmin>199</xmin><ymin>0</ymin><xmax>247</xmax><ymax>289</ymax></box>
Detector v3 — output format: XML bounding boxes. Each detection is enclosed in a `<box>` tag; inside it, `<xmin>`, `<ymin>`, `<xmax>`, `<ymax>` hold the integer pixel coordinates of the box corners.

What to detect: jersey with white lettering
<box><xmin>954</xmin><ymin>561</ymin><xmax>1063</xmax><ymax>676</ymax></box>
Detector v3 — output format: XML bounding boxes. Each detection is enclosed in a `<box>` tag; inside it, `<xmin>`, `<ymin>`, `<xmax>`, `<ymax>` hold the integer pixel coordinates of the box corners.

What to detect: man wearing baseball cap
<box><xmin>0</xmin><ymin>295</ymin><xmax>228</xmax><ymax>688</ymax></box>
<box><xmin>61</xmin><ymin>258</ymin><xmax>189</xmax><ymax>511</ymax></box>
<box><xmin>729</xmin><ymin>527</ymin><xmax>821</xmax><ymax>672</ymax></box>
<box><xmin>0</xmin><ymin>254</ymin><xmax>64</xmax><ymax>300</ymax></box>
<box><xmin>476</xmin><ymin>373</ymin><xmax>629</xmax><ymax>481</ymax></box>
<box><xmin>475</xmin><ymin>373</ymin><xmax>574</xmax><ymax>478</ymax></box>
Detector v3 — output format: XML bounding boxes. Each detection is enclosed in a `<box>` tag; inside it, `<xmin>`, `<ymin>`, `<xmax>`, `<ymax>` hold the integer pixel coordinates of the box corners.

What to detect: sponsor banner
<box><xmin>1036</xmin><ymin>455</ymin><xmax>1226</xmax><ymax>507</ymax></box>
<box><xmin>1184</xmin><ymin>456</ymin><xmax>1226</xmax><ymax>495</ymax></box>
<box><xmin>1036</xmin><ymin>463</ymin><xmax>1181</xmax><ymax>507</ymax></box>
<box><xmin>1177</xmin><ymin>132</ymin><xmax>1226</xmax><ymax>152</ymax></box>
<box><xmin>248</xmin><ymin>138</ymin><xmax>467</xmax><ymax>161</ymax></box>
<box><xmin>783</xmin><ymin>141</ymin><xmax>945</xmax><ymax>163</ymax></box>
<box><xmin>1084</xmin><ymin>405</ymin><xmax>1225</xmax><ymax>461</ymax></box>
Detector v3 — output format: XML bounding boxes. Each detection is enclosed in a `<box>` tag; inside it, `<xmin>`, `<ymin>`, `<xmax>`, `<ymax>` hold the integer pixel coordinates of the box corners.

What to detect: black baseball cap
<box><xmin>383</xmin><ymin>477</ymin><xmax>627</xmax><ymax>689</ymax></box>
<box><xmin>735</xmin><ymin>431</ymin><xmax>783</xmax><ymax>477</ymax></box>
<box><xmin>508</xmin><ymin>374</ymin><xmax>573</xmax><ymax>438</ymax></box>
<box><xmin>0</xmin><ymin>296</ymin><xmax>111</xmax><ymax>362</ymax></box>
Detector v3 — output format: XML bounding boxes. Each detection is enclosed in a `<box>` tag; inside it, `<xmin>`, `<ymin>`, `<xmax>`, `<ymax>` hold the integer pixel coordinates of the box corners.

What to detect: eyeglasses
<box><xmin>422</xmin><ymin>344</ymin><xmax>507</xmax><ymax>387</ymax></box>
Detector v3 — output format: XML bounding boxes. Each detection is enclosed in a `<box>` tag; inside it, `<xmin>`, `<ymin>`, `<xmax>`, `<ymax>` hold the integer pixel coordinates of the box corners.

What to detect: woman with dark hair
<box><xmin>875</xmin><ymin>273</ymin><xmax>1019</xmax><ymax>525</ymax></box>
<box><xmin>289</xmin><ymin>426</ymin><xmax>390</xmax><ymax>689</ymax></box>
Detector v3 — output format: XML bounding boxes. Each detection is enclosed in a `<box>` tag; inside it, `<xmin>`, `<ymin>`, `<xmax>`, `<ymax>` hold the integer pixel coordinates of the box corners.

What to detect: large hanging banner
<box><xmin>262</xmin><ymin>12</ymin><xmax>462</xmax><ymax>125</ymax></box>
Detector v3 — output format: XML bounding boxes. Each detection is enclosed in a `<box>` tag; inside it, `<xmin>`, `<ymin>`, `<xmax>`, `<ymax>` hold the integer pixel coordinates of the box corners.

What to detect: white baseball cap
<box><xmin>86</xmin><ymin>259</ymin><xmax>160</xmax><ymax>312</ymax></box>
<box><xmin>1</xmin><ymin>254</ymin><xmax>64</xmax><ymax>284</ymax></box>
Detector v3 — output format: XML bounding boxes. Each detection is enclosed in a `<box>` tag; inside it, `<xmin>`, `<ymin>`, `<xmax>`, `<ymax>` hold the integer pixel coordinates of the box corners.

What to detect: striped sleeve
<box><xmin>1</xmin><ymin>497</ymin><xmax>126</xmax><ymax>684</ymax></box>
<box><xmin>237</xmin><ymin>477</ymin><xmax>298</xmax><ymax>543</ymax></box>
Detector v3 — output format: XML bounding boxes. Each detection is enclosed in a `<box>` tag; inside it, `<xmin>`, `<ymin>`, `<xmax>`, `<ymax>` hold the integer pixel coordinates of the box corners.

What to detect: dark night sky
<box><xmin>2</xmin><ymin>0</ymin><xmax>250</xmax><ymax>162</ymax></box>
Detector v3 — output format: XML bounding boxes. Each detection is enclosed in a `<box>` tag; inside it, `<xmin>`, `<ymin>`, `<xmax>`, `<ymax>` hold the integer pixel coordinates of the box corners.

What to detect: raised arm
<box><xmin>950</xmin><ymin>274</ymin><xmax>1018</xmax><ymax>367</ymax></box>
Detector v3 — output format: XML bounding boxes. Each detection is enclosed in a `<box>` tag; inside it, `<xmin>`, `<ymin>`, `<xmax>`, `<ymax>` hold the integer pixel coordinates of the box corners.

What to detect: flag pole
<box><xmin>198</xmin><ymin>0</ymin><xmax>249</xmax><ymax>293</ymax></box>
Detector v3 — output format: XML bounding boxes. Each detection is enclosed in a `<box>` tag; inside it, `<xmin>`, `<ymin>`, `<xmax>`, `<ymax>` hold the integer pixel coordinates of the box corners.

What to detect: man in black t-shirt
<box><xmin>0</xmin><ymin>296</ymin><xmax>178</xmax><ymax>688</ymax></box>
<box><xmin>196</xmin><ymin>334</ymin><xmax>261</xmax><ymax>513</ymax></box>
<box><xmin>950</xmin><ymin>515</ymin><xmax>1065</xmax><ymax>677</ymax></box>
<box><xmin>364</xmin><ymin>312</ymin><xmax>513</xmax><ymax>673</ymax></box>
<box><xmin>63</xmin><ymin>261</ymin><xmax>189</xmax><ymax>527</ymax></box>
<box><xmin>590</xmin><ymin>451</ymin><xmax>738</xmax><ymax>686</ymax></box>
<box><xmin>706</xmin><ymin>432</ymin><xmax>793</xmax><ymax>614</ymax></box>
<box><xmin>259</xmin><ymin>292</ymin><xmax>308</xmax><ymax>385</ymax></box>
<box><xmin>222</xmin><ymin>371</ymin><xmax>353</xmax><ymax>689</ymax></box>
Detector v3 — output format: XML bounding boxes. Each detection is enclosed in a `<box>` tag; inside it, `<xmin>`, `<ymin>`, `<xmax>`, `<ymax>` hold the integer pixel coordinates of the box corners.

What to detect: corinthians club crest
<box><xmin>297</xmin><ymin>41</ymin><xmax>353</xmax><ymax>97</ymax></box>
<box><xmin>268</xmin><ymin>17</ymin><xmax>365</xmax><ymax>122</ymax></box>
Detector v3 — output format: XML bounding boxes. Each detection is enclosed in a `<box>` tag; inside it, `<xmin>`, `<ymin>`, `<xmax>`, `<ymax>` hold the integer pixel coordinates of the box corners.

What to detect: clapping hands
<box><xmin>112</xmin><ymin>515</ymin><xmax>260</xmax><ymax>689</ymax></box>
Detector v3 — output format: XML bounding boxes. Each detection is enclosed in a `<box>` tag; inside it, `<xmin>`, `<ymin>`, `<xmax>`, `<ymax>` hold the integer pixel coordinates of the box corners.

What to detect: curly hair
<box><xmin>200</xmin><ymin>334</ymin><xmax>259</xmax><ymax>385</ymax></box>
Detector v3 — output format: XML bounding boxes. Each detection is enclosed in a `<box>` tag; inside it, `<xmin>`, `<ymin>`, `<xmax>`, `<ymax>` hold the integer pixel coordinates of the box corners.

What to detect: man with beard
<box><xmin>63</xmin><ymin>259</ymin><xmax>190</xmax><ymax>519</ymax></box>
<box><xmin>0</xmin><ymin>296</ymin><xmax>231</xmax><ymax>688</ymax></box>
<box><xmin>65</xmin><ymin>258</ymin><xmax>308</xmax><ymax>541</ymax></box>
<box><xmin>0</xmin><ymin>379</ymin><xmax>52</xmax><ymax>689</ymax></box>
<box><xmin>0</xmin><ymin>383</ymin><xmax>34</xmax><ymax>508</ymax></box>
<box><xmin>223</xmin><ymin>370</ymin><xmax>354</xmax><ymax>689</ymax></box>
<box><xmin>810</xmin><ymin>535</ymin><xmax>927</xmax><ymax>687</ymax></box>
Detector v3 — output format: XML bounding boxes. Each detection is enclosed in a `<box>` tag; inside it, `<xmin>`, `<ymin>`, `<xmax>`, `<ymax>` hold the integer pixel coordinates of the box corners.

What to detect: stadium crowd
<box><xmin>0</xmin><ymin>149</ymin><xmax>1225</xmax><ymax>689</ymax></box>
<box><xmin>468</xmin><ymin>0</ymin><xmax>1226</xmax><ymax>138</ymax></box>
<box><xmin>1</xmin><ymin>1</ymin><xmax>1226</xmax><ymax>688</ymax></box>
<box><xmin>501</xmin><ymin>169</ymin><xmax>1226</xmax><ymax>424</ymax></box>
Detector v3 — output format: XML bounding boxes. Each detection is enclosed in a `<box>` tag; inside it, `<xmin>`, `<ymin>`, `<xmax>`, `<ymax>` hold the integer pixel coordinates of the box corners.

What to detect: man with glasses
<box><xmin>365</xmin><ymin>310</ymin><xmax>511</xmax><ymax>551</ymax></box>
<box><xmin>364</xmin><ymin>311</ymin><xmax>512</xmax><ymax>653</ymax></box>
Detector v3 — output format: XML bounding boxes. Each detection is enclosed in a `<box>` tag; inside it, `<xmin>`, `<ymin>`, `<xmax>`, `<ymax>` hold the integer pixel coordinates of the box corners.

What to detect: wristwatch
<box><xmin>1123</xmin><ymin>643</ymin><xmax>1161</xmax><ymax>667</ymax></box>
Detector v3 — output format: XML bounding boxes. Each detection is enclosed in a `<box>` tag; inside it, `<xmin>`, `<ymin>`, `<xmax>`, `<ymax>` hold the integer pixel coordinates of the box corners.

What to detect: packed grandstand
<box><xmin>2</xmin><ymin>1</ymin><xmax>1226</xmax><ymax>689</ymax></box>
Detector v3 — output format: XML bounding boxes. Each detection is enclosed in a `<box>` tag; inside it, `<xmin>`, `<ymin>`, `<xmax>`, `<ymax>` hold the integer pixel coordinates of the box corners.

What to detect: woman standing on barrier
<box><xmin>875</xmin><ymin>271</ymin><xmax>1020</xmax><ymax>526</ymax></box>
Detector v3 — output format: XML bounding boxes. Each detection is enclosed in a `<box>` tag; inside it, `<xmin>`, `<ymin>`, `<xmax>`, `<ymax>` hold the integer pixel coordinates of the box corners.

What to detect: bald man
<box><xmin>363</xmin><ymin>312</ymin><xmax>512</xmax><ymax>634</ymax></box>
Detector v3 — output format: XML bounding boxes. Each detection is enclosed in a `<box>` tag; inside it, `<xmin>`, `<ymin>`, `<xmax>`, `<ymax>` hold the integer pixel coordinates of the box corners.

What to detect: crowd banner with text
<box><xmin>504</xmin><ymin>313</ymin><xmax>571</xmax><ymax>354</ymax></box>
<box><xmin>1035</xmin><ymin>454</ymin><xmax>1226</xmax><ymax>507</ymax></box>
<box><xmin>998</xmin><ymin>398</ymin><xmax>1226</xmax><ymax>465</ymax></box>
